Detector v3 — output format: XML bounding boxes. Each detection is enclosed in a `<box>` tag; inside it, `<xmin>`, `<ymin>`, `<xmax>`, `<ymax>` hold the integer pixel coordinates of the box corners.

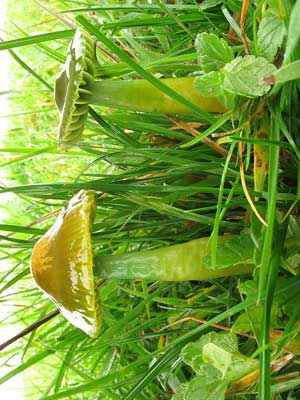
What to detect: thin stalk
<box><xmin>0</xmin><ymin>310</ymin><xmax>59</xmax><ymax>351</ymax></box>
<box><xmin>259</xmin><ymin>220</ymin><xmax>287</xmax><ymax>400</ymax></box>
<box><xmin>93</xmin><ymin>236</ymin><xmax>254</xmax><ymax>281</ymax></box>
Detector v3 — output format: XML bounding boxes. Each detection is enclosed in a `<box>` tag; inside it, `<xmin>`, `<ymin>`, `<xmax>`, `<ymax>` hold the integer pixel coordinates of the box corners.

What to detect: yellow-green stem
<box><xmin>94</xmin><ymin>236</ymin><xmax>254</xmax><ymax>281</ymax></box>
<box><xmin>86</xmin><ymin>77</ymin><xmax>227</xmax><ymax>114</ymax></box>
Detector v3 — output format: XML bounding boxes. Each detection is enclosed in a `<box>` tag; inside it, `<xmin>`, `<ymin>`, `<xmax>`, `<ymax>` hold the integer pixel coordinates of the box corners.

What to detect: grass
<box><xmin>0</xmin><ymin>0</ymin><xmax>300</xmax><ymax>399</ymax></box>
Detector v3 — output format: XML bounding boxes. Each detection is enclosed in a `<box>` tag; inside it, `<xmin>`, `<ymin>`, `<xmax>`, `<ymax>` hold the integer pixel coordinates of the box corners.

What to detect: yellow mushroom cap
<box><xmin>30</xmin><ymin>190</ymin><xmax>101</xmax><ymax>338</ymax></box>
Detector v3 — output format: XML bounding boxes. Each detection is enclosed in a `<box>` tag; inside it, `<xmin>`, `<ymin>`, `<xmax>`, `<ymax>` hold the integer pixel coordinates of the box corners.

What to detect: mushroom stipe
<box><xmin>54</xmin><ymin>28</ymin><xmax>227</xmax><ymax>149</ymax></box>
<box><xmin>31</xmin><ymin>190</ymin><xmax>254</xmax><ymax>337</ymax></box>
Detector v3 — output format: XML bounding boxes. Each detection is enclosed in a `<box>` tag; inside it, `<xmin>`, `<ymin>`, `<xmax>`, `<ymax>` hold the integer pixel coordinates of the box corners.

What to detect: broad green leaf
<box><xmin>223</xmin><ymin>55</ymin><xmax>277</xmax><ymax>97</ymax></box>
<box><xmin>284</xmin><ymin>0</ymin><xmax>300</xmax><ymax>62</ymax></box>
<box><xmin>195</xmin><ymin>71</ymin><xmax>225</xmax><ymax>97</ymax></box>
<box><xmin>172</xmin><ymin>382</ymin><xmax>190</xmax><ymax>400</ymax></box>
<box><xmin>203</xmin><ymin>229</ymin><xmax>254</xmax><ymax>269</ymax></box>
<box><xmin>182</xmin><ymin>336</ymin><xmax>221</xmax><ymax>376</ymax></box>
<box><xmin>172</xmin><ymin>374</ymin><xmax>227</xmax><ymax>400</ymax></box>
<box><xmin>182</xmin><ymin>332</ymin><xmax>258</xmax><ymax>380</ymax></box>
<box><xmin>179</xmin><ymin>332</ymin><xmax>258</xmax><ymax>399</ymax></box>
<box><xmin>234</xmin><ymin>274</ymin><xmax>300</xmax><ymax>333</ymax></box>
<box><xmin>257</xmin><ymin>11</ymin><xmax>286</xmax><ymax>61</ymax></box>
<box><xmin>239</xmin><ymin>277</ymin><xmax>300</xmax><ymax>309</ymax></box>
<box><xmin>202</xmin><ymin>343</ymin><xmax>232</xmax><ymax>378</ymax></box>
<box><xmin>194</xmin><ymin>71</ymin><xmax>235</xmax><ymax>109</ymax></box>
<box><xmin>185</xmin><ymin>376</ymin><xmax>227</xmax><ymax>400</ymax></box>
<box><xmin>232</xmin><ymin>304</ymin><xmax>279</xmax><ymax>334</ymax></box>
<box><xmin>195</xmin><ymin>32</ymin><xmax>234</xmax><ymax>72</ymax></box>
<box><xmin>202</xmin><ymin>341</ymin><xmax>258</xmax><ymax>382</ymax></box>
<box><xmin>238</xmin><ymin>280</ymin><xmax>261</xmax><ymax>302</ymax></box>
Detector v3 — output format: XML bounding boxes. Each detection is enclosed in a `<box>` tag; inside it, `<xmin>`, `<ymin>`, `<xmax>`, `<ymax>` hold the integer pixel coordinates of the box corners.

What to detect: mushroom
<box><xmin>31</xmin><ymin>190</ymin><xmax>254</xmax><ymax>337</ymax></box>
<box><xmin>54</xmin><ymin>28</ymin><xmax>227</xmax><ymax>148</ymax></box>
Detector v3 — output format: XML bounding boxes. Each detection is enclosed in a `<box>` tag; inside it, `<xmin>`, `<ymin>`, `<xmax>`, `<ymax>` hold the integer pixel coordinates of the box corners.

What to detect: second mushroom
<box><xmin>31</xmin><ymin>190</ymin><xmax>254</xmax><ymax>337</ymax></box>
<box><xmin>54</xmin><ymin>28</ymin><xmax>227</xmax><ymax>148</ymax></box>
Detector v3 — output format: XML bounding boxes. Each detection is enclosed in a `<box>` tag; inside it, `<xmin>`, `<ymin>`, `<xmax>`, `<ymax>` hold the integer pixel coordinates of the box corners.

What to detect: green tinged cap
<box><xmin>30</xmin><ymin>190</ymin><xmax>101</xmax><ymax>338</ymax></box>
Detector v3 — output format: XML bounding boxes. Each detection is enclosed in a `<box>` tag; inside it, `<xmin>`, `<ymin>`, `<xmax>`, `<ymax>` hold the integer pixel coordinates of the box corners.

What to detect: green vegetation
<box><xmin>1</xmin><ymin>1</ymin><xmax>300</xmax><ymax>399</ymax></box>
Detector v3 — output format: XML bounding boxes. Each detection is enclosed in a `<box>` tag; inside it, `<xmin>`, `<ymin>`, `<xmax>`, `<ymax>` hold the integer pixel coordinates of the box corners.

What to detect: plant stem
<box><xmin>93</xmin><ymin>236</ymin><xmax>254</xmax><ymax>281</ymax></box>
<box><xmin>0</xmin><ymin>310</ymin><xmax>59</xmax><ymax>351</ymax></box>
<box><xmin>85</xmin><ymin>77</ymin><xmax>227</xmax><ymax>114</ymax></box>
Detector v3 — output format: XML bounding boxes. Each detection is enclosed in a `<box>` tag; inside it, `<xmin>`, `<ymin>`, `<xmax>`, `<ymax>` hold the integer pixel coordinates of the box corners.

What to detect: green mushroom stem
<box><xmin>30</xmin><ymin>190</ymin><xmax>254</xmax><ymax>338</ymax></box>
<box><xmin>93</xmin><ymin>237</ymin><xmax>253</xmax><ymax>281</ymax></box>
<box><xmin>54</xmin><ymin>28</ymin><xmax>227</xmax><ymax>148</ymax></box>
<box><xmin>82</xmin><ymin>76</ymin><xmax>224</xmax><ymax>114</ymax></box>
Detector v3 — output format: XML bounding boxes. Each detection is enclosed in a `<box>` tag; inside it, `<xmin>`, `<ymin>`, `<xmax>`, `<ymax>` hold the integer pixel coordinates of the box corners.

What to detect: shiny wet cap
<box><xmin>30</xmin><ymin>190</ymin><xmax>101</xmax><ymax>338</ymax></box>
